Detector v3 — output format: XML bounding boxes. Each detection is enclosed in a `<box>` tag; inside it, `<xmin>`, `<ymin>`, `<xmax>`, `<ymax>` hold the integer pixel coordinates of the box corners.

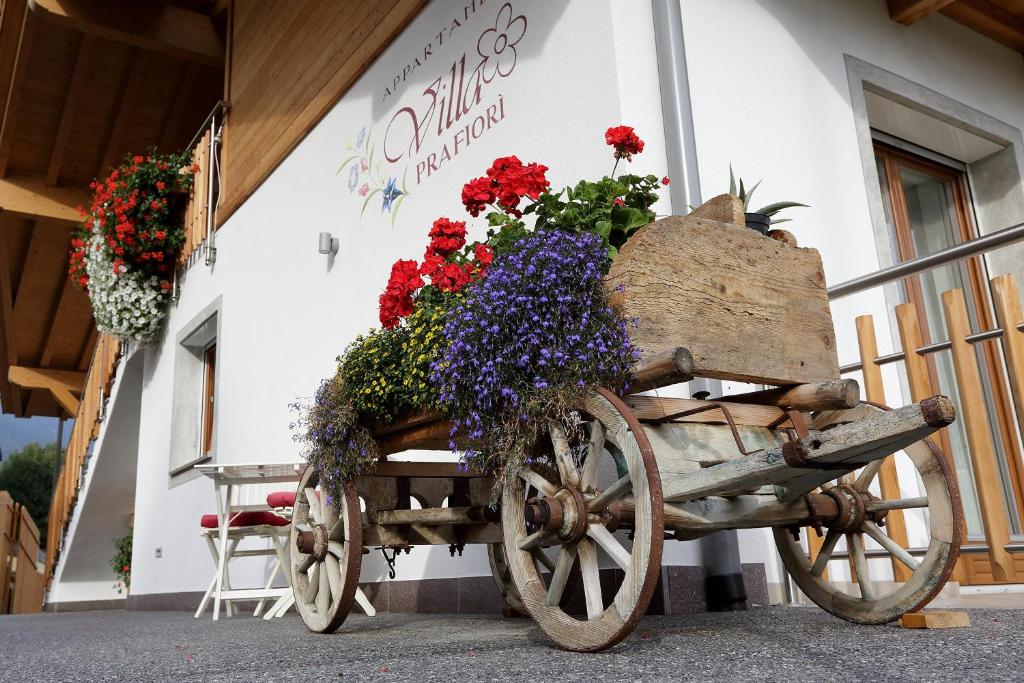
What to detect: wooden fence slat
<box><xmin>942</xmin><ymin>288</ymin><xmax>1017</xmax><ymax>582</ymax></box>
<box><xmin>0</xmin><ymin>491</ymin><xmax>15</xmax><ymax>612</ymax></box>
<box><xmin>11</xmin><ymin>505</ymin><xmax>43</xmax><ymax>614</ymax></box>
<box><xmin>855</xmin><ymin>315</ymin><xmax>912</xmax><ymax>582</ymax></box>
<box><xmin>991</xmin><ymin>274</ymin><xmax>1024</xmax><ymax>436</ymax></box>
<box><xmin>895</xmin><ymin>304</ymin><xmax>934</xmax><ymax>401</ymax></box>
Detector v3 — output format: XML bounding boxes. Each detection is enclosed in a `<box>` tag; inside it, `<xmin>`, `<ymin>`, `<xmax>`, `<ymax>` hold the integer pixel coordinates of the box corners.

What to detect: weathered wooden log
<box><xmin>377</xmin><ymin>418</ymin><xmax>452</xmax><ymax>456</ymax></box>
<box><xmin>714</xmin><ymin>379</ymin><xmax>860</xmax><ymax>411</ymax></box>
<box><xmin>624</xmin><ymin>395</ymin><xmax>788</xmax><ymax>427</ymax></box>
<box><xmin>605</xmin><ymin>214</ymin><xmax>838</xmax><ymax>385</ymax></box>
<box><xmin>372</xmin><ymin>506</ymin><xmax>495</xmax><ymax>526</ymax></box>
<box><xmin>628</xmin><ymin>346</ymin><xmax>694</xmax><ymax>393</ymax></box>
<box><xmin>660</xmin><ymin>396</ymin><xmax>955</xmax><ymax>502</ymax></box>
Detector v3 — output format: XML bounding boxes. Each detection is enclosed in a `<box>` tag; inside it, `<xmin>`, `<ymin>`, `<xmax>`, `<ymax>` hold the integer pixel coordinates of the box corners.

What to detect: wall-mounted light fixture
<box><xmin>318</xmin><ymin>231</ymin><xmax>339</xmax><ymax>256</ymax></box>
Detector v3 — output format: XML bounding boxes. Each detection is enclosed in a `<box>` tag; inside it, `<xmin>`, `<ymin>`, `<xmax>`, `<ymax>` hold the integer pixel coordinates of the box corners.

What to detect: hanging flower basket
<box><xmin>69</xmin><ymin>151</ymin><xmax>197</xmax><ymax>344</ymax></box>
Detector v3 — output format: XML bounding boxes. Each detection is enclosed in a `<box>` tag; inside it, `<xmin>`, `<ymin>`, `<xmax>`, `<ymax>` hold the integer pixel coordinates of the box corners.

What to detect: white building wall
<box><xmin>127</xmin><ymin>0</ymin><xmax>1024</xmax><ymax>601</ymax></box>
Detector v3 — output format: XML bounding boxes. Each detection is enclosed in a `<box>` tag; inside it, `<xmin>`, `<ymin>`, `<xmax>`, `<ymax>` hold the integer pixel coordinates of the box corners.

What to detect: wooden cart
<box><xmin>289</xmin><ymin>207</ymin><xmax>962</xmax><ymax>652</ymax></box>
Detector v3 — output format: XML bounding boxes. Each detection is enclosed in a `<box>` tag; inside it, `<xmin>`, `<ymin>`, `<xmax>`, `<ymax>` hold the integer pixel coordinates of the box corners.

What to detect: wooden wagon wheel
<box><xmin>774</xmin><ymin>402</ymin><xmax>962</xmax><ymax>624</ymax></box>
<box><xmin>290</xmin><ymin>465</ymin><xmax>363</xmax><ymax>633</ymax></box>
<box><xmin>501</xmin><ymin>387</ymin><xmax>664</xmax><ymax>652</ymax></box>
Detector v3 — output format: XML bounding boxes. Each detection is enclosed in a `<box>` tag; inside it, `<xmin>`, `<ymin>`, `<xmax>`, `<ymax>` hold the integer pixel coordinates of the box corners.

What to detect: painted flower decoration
<box><xmin>347</xmin><ymin>164</ymin><xmax>359</xmax><ymax>192</ymax></box>
<box><xmin>382</xmin><ymin>177</ymin><xmax>402</xmax><ymax>212</ymax></box>
<box><xmin>355</xmin><ymin>126</ymin><xmax>367</xmax><ymax>149</ymax></box>
<box><xmin>477</xmin><ymin>2</ymin><xmax>527</xmax><ymax>83</ymax></box>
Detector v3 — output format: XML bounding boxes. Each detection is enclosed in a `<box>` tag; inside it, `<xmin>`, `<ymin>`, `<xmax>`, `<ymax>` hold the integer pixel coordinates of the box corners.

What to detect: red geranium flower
<box><xmin>661</xmin><ymin>176</ymin><xmax>670</xmax><ymax>186</ymax></box>
<box><xmin>461</xmin><ymin>177</ymin><xmax>496</xmax><ymax>217</ymax></box>
<box><xmin>426</xmin><ymin>217</ymin><xmax>467</xmax><ymax>257</ymax></box>
<box><xmin>605</xmin><ymin>125</ymin><xmax>644</xmax><ymax>161</ymax></box>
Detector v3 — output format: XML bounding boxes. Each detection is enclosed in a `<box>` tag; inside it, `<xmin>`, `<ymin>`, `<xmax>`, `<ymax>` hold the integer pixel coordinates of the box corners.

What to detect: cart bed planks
<box><xmin>606</xmin><ymin>215</ymin><xmax>838</xmax><ymax>385</ymax></box>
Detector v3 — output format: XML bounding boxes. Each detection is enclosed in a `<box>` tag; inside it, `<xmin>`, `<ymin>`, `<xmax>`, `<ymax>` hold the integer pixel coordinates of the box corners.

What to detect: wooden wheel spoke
<box><xmin>545</xmin><ymin>545</ymin><xmax>578</xmax><ymax>607</ymax></box>
<box><xmin>588</xmin><ymin>474</ymin><xmax>632</xmax><ymax>512</ymax></box>
<box><xmin>518</xmin><ymin>529</ymin><xmax>553</xmax><ymax>551</ymax></box>
<box><xmin>587</xmin><ymin>523</ymin><xmax>631</xmax><ymax>572</ymax></box>
<box><xmin>520</xmin><ymin>468</ymin><xmax>557</xmax><ymax>497</ymax></box>
<box><xmin>548</xmin><ymin>421</ymin><xmax>579</xmax><ymax>487</ymax></box>
<box><xmin>328</xmin><ymin>519</ymin><xmax>346</xmax><ymax>542</ymax></box>
<box><xmin>848</xmin><ymin>533</ymin><xmax>876</xmax><ymax>600</ymax></box>
<box><xmin>854</xmin><ymin>459</ymin><xmax>883</xmax><ymax>492</ymax></box>
<box><xmin>325</xmin><ymin>554</ymin><xmax>342</xmax><ymax>596</ymax></box>
<box><xmin>328</xmin><ymin>541</ymin><xmax>345</xmax><ymax>558</ymax></box>
<box><xmin>864</xmin><ymin>497</ymin><xmax>928</xmax><ymax>512</ymax></box>
<box><xmin>305</xmin><ymin>488</ymin><xmax>322</xmax><ymax>524</ymax></box>
<box><xmin>532</xmin><ymin>548</ymin><xmax>557</xmax><ymax>574</ymax></box>
<box><xmin>810</xmin><ymin>528</ymin><xmax>841</xmax><ymax>577</ymax></box>
<box><xmin>577</xmin><ymin>538</ymin><xmax>604</xmax><ymax>620</ymax></box>
<box><xmin>297</xmin><ymin>553</ymin><xmax>315</xmax><ymax>574</ymax></box>
<box><xmin>863</xmin><ymin>520</ymin><xmax>920</xmax><ymax>571</ymax></box>
<box><xmin>580</xmin><ymin>421</ymin><xmax>605</xmax><ymax>492</ymax></box>
<box><xmin>322</xmin><ymin>494</ymin><xmax>339</xmax><ymax>528</ymax></box>
<box><xmin>303</xmin><ymin>563</ymin><xmax>320</xmax><ymax>603</ymax></box>
<box><xmin>315</xmin><ymin>560</ymin><xmax>331</xmax><ymax>613</ymax></box>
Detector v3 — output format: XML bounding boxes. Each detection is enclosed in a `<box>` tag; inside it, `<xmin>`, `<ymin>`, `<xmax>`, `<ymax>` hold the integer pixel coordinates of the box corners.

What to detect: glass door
<box><xmin>875</xmin><ymin>144</ymin><xmax>1024</xmax><ymax>547</ymax></box>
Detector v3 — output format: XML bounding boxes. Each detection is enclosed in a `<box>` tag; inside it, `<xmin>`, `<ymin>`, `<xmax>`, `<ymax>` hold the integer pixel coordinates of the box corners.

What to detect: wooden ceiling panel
<box><xmin>23</xmin><ymin>386</ymin><xmax>58</xmax><ymax>417</ymax></box>
<box><xmin>4</xmin><ymin>213</ymin><xmax>34</xmax><ymax>300</ymax></box>
<box><xmin>40</xmin><ymin>279</ymin><xmax>91</xmax><ymax>369</ymax></box>
<box><xmin>58</xmin><ymin>40</ymin><xmax>135</xmax><ymax>185</ymax></box>
<box><xmin>6</xmin><ymin>22</ymin><xmax>79</xmax><ymax>175</ymax></box>
<box><xmin>12</xmin><ymin>220</ymin><xmax>73</xmax><ymax>367</ymax></box>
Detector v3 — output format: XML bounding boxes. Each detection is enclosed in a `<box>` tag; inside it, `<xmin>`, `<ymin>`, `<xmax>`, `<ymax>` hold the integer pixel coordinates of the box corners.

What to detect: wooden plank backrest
<box><xmin>606</xmin><ymin>215</ymin><xmax>838</xmax><ymax>386</ymax></box>
<box><xmin>12</xmin><ymin>505</ymin><xmax>42</xmax><ymax>614</ymax></box>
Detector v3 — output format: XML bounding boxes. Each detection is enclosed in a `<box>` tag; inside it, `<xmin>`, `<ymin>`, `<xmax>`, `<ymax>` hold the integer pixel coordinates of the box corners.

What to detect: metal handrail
<box><xmin>840</xmin><ymin>322</ymin><xmax>1024</xmax><ymax>374</ymax></box>
<box><xmin>827</xmin><ymin>220</ymin><xmax>1024</xmax><ymax>300</ymax></box>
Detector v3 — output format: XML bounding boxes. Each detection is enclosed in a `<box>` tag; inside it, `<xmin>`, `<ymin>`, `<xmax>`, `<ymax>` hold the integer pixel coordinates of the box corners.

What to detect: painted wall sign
<box><xmin>338</xmin><ymin>2</ymin><xmax>526</xmax><ymax>225</ymax></box>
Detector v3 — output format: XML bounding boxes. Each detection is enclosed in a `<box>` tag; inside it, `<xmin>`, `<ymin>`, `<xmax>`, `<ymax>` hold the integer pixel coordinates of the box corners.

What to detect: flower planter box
<box><xmin>605</xmin><ymin>211</ymin><xmax>838</xmax><ymax>386</ymax></box>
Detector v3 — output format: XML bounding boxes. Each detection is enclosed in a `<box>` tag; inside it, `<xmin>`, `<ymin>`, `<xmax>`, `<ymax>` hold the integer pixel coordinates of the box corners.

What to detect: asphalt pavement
<box><xmin>0</xmin><ymin>606</ymin><xmax>1019</xmax><ymax>681</ymax></box>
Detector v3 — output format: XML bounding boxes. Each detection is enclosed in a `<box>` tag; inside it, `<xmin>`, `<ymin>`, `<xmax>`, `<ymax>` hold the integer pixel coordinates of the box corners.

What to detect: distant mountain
<box><xmin>0</xmin><ymin>414</ymin><xmax>71</xmax><ymax>461</ymax></box>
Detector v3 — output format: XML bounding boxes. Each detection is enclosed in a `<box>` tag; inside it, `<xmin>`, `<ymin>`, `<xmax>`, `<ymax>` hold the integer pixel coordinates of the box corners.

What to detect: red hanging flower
<box><xmin>379</xmin><ymin>259</ymin><xmax>423</xmax><ymax>328</ymax></box>
<box><xmin>461</xmin><ymin>177</ymin><xmax>496</xmax><ymax>217</ymax></box>
<box><xmin>605</xmin><ymin>125</ymin><xmax>644</xmax><ymax>161</ymax></box>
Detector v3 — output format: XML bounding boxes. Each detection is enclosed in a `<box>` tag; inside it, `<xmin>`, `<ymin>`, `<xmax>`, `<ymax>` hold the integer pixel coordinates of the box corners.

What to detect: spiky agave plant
<box><xmin>728</xmin><ymin>164</ymin><xmax>808</xmax><ymax>224</ymax></box>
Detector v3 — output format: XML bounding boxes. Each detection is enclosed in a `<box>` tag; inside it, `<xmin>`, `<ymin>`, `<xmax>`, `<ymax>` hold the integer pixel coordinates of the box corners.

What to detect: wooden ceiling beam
<box><xmin>8</xmin><ymin>365</ymin><xmax>85</xmax><ymax>393</ymax></box>
<box><xmin>99</xmin><ymin>49</ymin><xmax>147</xmax><ymax>176</ymax></box>
<box><xmin>941</xmin><ymin>0</ymin><xmax>1024</xmax><ymax>51</ymax></box>
<box><xmin>46</xmin><ymin>33</ymin><xmax>96</xmax><ymax>186</ymax></box>
<box><xmin>0</xmin><ymin>173</ymin><xmax>86</xmax><ymax>222</ymax></box>
<box><xmin>0</xmin><ymin>212</ymin><xmax>21</xmax><ymax>415</ymax></box>
<box><xmin>28</xmin><ymin>0</ymin><xmax>223</xmax><ymax>67</ymax></box>
<box><xmin>76</xmin><ymin>326</ymin><xmax>96</xmax><ymax>372</ymax></box>
<box><xmin>888</xmin><ymin>0</ymin><xmax>958</xmax><ymax>25</ymax></box>
<box><xmin>0</xmin><ymin>1</ymin><xmax>37</xmax><ymax>177</ymax></box>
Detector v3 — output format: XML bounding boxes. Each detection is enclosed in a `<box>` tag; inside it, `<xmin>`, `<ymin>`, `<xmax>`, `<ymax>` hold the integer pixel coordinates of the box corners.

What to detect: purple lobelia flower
<box><xmin>431</xmin><ymin>229</ymin><xmax>638</xmax><ymax>480</ymax></box>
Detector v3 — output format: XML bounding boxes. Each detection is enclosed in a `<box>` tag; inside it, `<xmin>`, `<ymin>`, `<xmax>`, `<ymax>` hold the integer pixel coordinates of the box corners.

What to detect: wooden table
<box><xmin>194</xmin><ymin>462</ymin><xmax>305</xmax><ymax>621</ymax></box>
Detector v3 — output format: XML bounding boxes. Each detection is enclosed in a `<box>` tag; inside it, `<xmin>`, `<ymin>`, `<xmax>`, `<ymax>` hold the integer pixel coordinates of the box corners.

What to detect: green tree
<box><xmin>0</xmin><ymin>442</ymin><xmax>56</xmax><ymax>544</ymax></box>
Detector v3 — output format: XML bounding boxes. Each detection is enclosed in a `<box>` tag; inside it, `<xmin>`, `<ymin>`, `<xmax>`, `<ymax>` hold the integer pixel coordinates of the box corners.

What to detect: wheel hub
<box><xmin>524</xmin><ymin>484</ymin><xmax>590</xmax><ymax>543</ymax></box>
<box><xmin>296</xmin><ymin>524</ymin><xmax>330</xmax><ymax>561</ymax></box>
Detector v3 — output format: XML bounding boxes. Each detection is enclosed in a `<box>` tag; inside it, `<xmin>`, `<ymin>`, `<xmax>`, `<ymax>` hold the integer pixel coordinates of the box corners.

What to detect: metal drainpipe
<box><xmin>652</xmin><ymin>0</ymin><xmax>748</xmax><ymax>612</ymax></box>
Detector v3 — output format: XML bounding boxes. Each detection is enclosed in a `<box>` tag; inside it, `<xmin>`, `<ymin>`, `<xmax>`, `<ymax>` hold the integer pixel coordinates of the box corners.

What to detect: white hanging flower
<box><xmin>83</xmin><ymin>234</ymin><xmax>170</xmax><ymax>344</ymax></box>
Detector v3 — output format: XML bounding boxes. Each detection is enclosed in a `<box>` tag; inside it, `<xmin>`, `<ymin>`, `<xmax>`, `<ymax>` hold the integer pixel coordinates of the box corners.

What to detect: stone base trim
<box><xmin>46</xmin><ymin>598</ymin><xmax>126</xmax><ymax>612</ymax></box>
<box><xmin>126</xmin><ymin>563</ymin><xmax>770</xmax><ymax>616</ymax></box>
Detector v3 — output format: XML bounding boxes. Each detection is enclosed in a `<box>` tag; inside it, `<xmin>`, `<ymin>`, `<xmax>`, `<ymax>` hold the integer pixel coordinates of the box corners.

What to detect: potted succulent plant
<box><xmin>729</xmin><ymin>165</ymin><xmax>808</xmax><ymax>235</ymax></box>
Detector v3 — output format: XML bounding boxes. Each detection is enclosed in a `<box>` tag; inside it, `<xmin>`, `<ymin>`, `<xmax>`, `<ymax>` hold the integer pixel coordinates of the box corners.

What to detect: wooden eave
<box><xmin>0</xmin><ymin>0</ymin><xmax>224</xmax><ymax>418</ymax></box>
<box><xmin>889</xmin><ymin>0</ymin><xmax>1024</xmax><ymax>53</ymax></box>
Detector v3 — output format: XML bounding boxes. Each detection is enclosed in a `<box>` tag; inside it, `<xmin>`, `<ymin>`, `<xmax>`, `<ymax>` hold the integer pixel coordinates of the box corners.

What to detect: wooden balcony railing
<box><xmin>44</xmin><ymin>334</ymin><xmax>121</xmax><ymax>582</ymax></box>
<box><xmin>178</xmin><ymin>127</ymin><xmax>213</xmax><ymax>267</ymax></box>
<box><xmin>848</xmin><ymin>273</ymin><xmax>1024</xmax><ymax>585</ymax></box>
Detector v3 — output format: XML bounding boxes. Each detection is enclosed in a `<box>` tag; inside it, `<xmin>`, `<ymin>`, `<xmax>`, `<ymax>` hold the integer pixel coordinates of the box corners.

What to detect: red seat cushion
<box><xmin>267</xmin><ymin>491</ymin><xmax>296</xmax><ymax>508</ymax></box>
<box><xmin>200</xmin><ymin>511</ymin><xmax>290</xmax><ymax>529</ymax></box>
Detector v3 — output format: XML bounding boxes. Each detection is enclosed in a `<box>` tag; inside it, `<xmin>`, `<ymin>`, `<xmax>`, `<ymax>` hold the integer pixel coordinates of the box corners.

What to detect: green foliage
<box><xmin>0</xmin><ymin>442</ymin><xmax>56</xmax><ymax>545</ymax></box>
<box><xmin>526</xmin><ymin>174</ymin><xmax>661</xmax><ymax>257</ymax></box>
<box><xmin>110</xmin><ymin>531</ymin><xmax>132</xmax><ymax>592</ymax></box>
<box><xmin>728</xmin><ymin>164</ymin><xmax>808</xmax><ymax>223</ymax></box>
